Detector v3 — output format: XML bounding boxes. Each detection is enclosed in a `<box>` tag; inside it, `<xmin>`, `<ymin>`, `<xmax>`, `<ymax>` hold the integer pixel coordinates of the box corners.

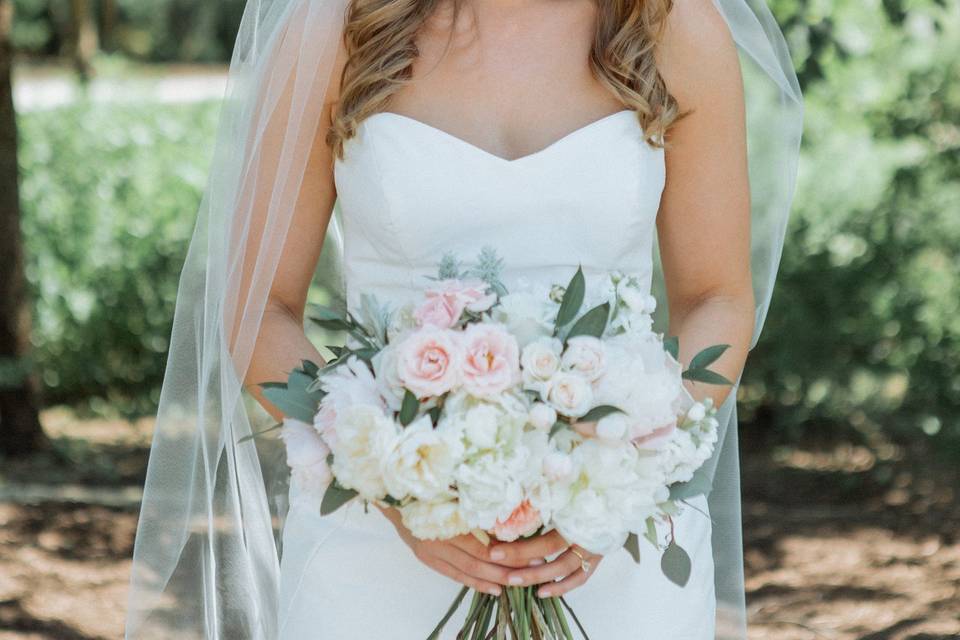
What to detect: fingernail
<box><xmin>529</xmin><ymin>558</ymin><xmax>544</xmax><ymax>566</ymax></box>
<box><xmin>538</xmin><ymin>589</ymin><xmax>551</xmax><ymax>598</ymax></box>
<box><xmin>489</xmin><ymin>587</ymin><xmax>502</xmax><ymax>596</ymax></box>
<box><xmin>490</xmin><ymin>548</ymin><xmax>505</xmax><ymax>561</ymax></box>
<box><xmin>509</xmin><ymin>575</ymin><xmax>523</xmax><ymax>585</ymax></box>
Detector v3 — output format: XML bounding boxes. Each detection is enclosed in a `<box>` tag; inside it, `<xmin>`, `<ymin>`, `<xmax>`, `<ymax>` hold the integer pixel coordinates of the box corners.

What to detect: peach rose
<box><xmin>415</xmin><ymin>279</ymin><xmax>497</xmax><ymax>329</ymax></box>
<box><xmin>396</xmin><ymin>326</ymin><xmax>463</xmax><ymax>398</ymax></box>
<box><xmin>460</xmin><ymin>323</ymin><xmax>521</xmax><ymax>398</ymax></box>
<box><xmin>414</xmin><ymin>295</ymin><xmax>464</xmax><ymax>329</ymax></box>
<box><xmin>493</xmin><ymin>499</ymin><xmax>542</xmax><ymax>542</ymax></box>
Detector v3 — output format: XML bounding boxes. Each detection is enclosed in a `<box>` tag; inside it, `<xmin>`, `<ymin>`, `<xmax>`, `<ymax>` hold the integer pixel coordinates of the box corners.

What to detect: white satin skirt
<box><xmin>277</xmin><ymin>486</ymin><xmax>716</xmax><ymax>639</ymax></box>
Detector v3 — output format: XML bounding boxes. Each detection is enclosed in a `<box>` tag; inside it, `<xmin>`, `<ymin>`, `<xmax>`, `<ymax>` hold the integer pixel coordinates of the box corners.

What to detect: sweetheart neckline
<box><xmin>358</xmin><ymin>109</ymin><xmax>639</xmax><ymax>164</ymax></box>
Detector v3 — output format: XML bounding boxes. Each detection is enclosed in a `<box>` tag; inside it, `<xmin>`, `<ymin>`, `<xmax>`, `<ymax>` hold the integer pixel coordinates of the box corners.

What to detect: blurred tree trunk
<box><xmin>100</xmin><ymin>0</ymin><xmax>117</xmax><ymax>52</ymax></box>
<box><xmin>68</xmin><ymin>0</ymin><xmax>98</xmax><ymax>81</ymax></box>
<box><xmin>0</xmin><ymin>0</ymin><xmax>47</xmax><ymax>456</ymax></box>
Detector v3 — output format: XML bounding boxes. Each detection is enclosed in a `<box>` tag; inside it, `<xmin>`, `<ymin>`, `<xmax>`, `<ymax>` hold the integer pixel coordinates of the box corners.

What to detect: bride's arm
<box><xmin>655</xmin><ymin>0</ymin><xmax>754</xmax><ymax>408</ymax></box>
<box><xmin>492</xmin><ymin>0</ymin><xmax>752</xmax><ymax>595</ymax></box>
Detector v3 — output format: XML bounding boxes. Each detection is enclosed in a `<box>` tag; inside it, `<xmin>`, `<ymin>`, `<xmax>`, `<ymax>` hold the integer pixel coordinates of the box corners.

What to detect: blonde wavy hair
<box><xmin>327</xmin><ymin>0</ymin><xmax>679</xmax><ymax>157</ymax></box>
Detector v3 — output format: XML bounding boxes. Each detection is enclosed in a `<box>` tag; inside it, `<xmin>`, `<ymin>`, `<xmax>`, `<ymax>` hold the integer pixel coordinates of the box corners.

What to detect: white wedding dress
<box><xmin>276</xmin><ymin>109</ymin><xmax>717</xmax><ymax>639</ymax></box>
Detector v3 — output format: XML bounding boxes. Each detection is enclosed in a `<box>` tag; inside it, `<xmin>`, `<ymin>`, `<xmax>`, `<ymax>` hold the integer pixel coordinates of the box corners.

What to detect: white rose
<box><xmin>595</xmin><ymin>413</ymin><xmax>629</xmax><ymax>441</ymax></box>
<box><xmin>400</xmin><ymin>499</ymin><xmax>472</xmax><ymax>541</ymax></box>
<box><xmin>547</xmin><ymin>372</ymin><xmax>594</xmax><ymax>419</ymax></box>
<box><xmin>492</xmin><ymin>292</ymin><xmax>555</xmax><ymax>349</ymax></box>
<box><xmin>528</xmin><ymin>402</ymin><xmax>558</xmax><ymax>431</ymax></box>
<box><xmin>561</xmin><ymin>336</ymin><xmax>606</xmax><ymax>382</ymax></box>
<box><xmin>686</xmin><ymin>402</ymin><xmax>707</xmax><ymax>423</ymax></box>
<box><xmin>329</xmin><ymin>405</ymin><xmax>399</xmax><ymax>501</ymax></box>
<box><xmin>382</xmin><ymin>415</ymin><xmax>464</xmax><ymax>501</ymax></box>
<box><xmin>522</xmin><ymin>337</ymin><xmax>563</xmax><ymax>379</ymax></box>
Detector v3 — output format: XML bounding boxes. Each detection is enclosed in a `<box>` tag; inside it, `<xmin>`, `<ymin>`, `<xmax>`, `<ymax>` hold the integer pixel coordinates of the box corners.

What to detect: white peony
<box><xmin>281</xmin><ymin>418</ymin><xmax>333</xmax><ymax>505</ymax></box>
<box><xmin>561</xmin><ymin>336</ymin><xmax>606</xmax><ymax>382</ymax></box>
<box><xmin>546</xmin><ymin>372</ymin><xmax>594</xmax><ymax>419</ymax></box>
<box><xmin>492</xmin><ymin>291</ymin><xmax>556</xmax><ymax>349</ymax></box>
<box><xmin>328</xmin><ymin>404</ymin><xmax>399</xmax><ymax>501</ymax></box>
<box><xmin>528</xmin><ymin>402</ymin><xmax>558</xmax><ymax>431</ymax></box>
<box><xmin>443</xmin><ymin>390</ymin><xmax>530</xmax><ymax>455</ymax></box>
<box><xmin>551</xmin><ymin>439</ymin><xmax>666</xmax><ymax>555</ymax></box>
<box><xmin>371</xmin><ymin>345</ymin><xmax>405</xmax><ymax>411</ymax></box>
<box><xmin>595</xmin><ymin>413</ymin><xmax>629</xmax><ymax>441</ymax></box>
<box><xmin>400</xmin><ymin>498</ymin><xmax>472</xmax><ymax>540</ymax></box>
<box><xmin>456</xmin><ymin>451</ymin><xmax>526</xmax><ymax>530</ymax></box>
<box><xmin>382</xmin><ymin>415</ymin><xmax>464</xmax><ymax>501</ymax></box>
<box><xmin>315</xmin><ymin>356</ymin><xmax>386</xmax><ymax>448</ymax></box>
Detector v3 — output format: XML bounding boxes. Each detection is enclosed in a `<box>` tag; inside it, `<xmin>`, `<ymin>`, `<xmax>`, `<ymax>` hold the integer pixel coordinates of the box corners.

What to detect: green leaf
<box><xmin>623</xmin><ymin>533</ymin><xmax>641</xmax><ymax>564</ymax></box>
<box><xmin>549</xmin><ymin>420</ymin><xmax>568</xmax><ymax>438</ymax></box>
<box><xmin>682</xmin><ymin>368</ymin><xmax>733</xmax><ymax>385</ymax></box>
<box><xmin>579</xmin><ymin>405</ymin><xmax>624</xmax><ymax>423</ymax></box>
<box><xmin>663</xmin><ymin>335</ymin><xmax>679</xmax><ymax>360</ymax></box>
<box><xmin>262</xmin><ymin>385</ymin><xmax>317</xmax><ymax>423</ymax></box>
<box><xmin>320</xmin><ymin>480</ymin><xmax>358</xmax><ymax>515</ymax></box>
<box><xmin>428</xmin><ymin>406</ymin><xmax>442</xmax><ymax>425</ymax></box>
<box><xmin>300</xmin><ymin>359</ymin><xmax>321</xmax><ymax>377</ymax></box>
<box><xmin>689</xmin><ymin>344</ymin><xmax>730</xmax><ymax>370</ymax></box>
<box><xmin>565</xmin><ymin>302</ymin><xmax>610</xmax><ymax>342</ymax></box>
<box><xmin>661</xmin><ymin>540</ymin><xmax>692</xmax><ymax>587</ymax></box>
<box><xmin>399</xmin><ymin>389</ymin><xmax>419</xmax><ymax>426</ymax></box>
<box><xmin>643</xmin><ymin>517</ymin><xmax>658</xmax><ymax>547</ymax></box>
<box><xmin>669</xmin><ymin>467</ymin><xmax>714</xmax><ymax>500</ymax></box>
<box><xmin>555</xmin><ymin>266</ymin><xmax>586</xmax><ymax>329</ymax></box>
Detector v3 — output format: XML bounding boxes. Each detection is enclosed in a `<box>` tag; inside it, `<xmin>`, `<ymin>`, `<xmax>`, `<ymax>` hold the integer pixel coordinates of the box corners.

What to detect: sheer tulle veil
<box><xmin>124</xmin><ymin>0</ymin><xmax>802</xmax><ymax>637</ymax></box>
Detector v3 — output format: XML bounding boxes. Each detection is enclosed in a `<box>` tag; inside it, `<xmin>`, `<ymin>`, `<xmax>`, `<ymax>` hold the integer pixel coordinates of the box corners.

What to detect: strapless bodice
<box><xmin>333</xmin><ymin>109</ymin><xmax>665</xmax><ymax>310</ymax></box>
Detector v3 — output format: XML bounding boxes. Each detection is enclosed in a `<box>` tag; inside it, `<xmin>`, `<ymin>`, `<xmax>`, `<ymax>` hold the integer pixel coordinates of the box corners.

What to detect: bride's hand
<box><xmin>488</xmin><ymin>531</ymin><xmax>603</xmax><ymax>598</ymax></box>
<box><xmin>378</xmin><ymin>505</ymin><xmax>510</xmax><ymax>596</ymax></box>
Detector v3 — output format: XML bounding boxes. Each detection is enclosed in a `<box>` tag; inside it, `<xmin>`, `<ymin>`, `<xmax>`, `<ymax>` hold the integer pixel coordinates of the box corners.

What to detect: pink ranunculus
<box><xmin>460</xmin><ymin>322</ymin><xmax>521</xmax><ymax>398</ymax></box>
<box><xmin>396</xmin><ymin>326</ymin><xmax>463</xmax><ymax>398</ymax></box>
<box><xmin>493</xmin><ymin>499</ymin><xmax>543</xmax><ymax>542</ymax></box>
<box><xmin>414</xmin><ymin>294</ymin><xmax>465</xmax><ymax>329</ymax></box>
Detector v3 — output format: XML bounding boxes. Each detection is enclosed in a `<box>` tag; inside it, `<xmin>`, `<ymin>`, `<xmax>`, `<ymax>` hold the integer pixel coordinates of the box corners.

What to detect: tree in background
<box><xmin>0</xmin><ymin>0</ymin><xmax>46</xmax><ymax>455</ymax></box>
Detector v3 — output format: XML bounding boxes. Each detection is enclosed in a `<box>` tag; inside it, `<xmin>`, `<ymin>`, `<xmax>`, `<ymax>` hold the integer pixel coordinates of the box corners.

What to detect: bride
<box><xmin>124</xmin><ymin>0</ymin><xmax>802</xmax><ymax>638</ymax></box>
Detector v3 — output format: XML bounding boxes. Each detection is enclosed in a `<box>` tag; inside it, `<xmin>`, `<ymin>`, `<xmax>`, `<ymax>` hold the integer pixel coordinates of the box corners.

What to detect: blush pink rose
<box><xmin>460</xmin><ymin>322</ymin><xmax>520</xmax><ymax>398</ymax></box>
<box><xmin>493</xmin><ymin>499</ymin><xmax>542</xmax><ymax>542</ymax></box>
<box><xmin>396</xmin><ymin>326</ymin><xmax>462</xmax><ymax>398</ymax></box>
<box><xmin>414</xmin><ymin>295</ymin><xmax>465</xmax><ymax>329</ymax></box>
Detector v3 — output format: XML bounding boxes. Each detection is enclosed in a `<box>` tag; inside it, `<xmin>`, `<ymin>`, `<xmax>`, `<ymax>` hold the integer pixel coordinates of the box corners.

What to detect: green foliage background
<box><xmin>15</xmin><ymin>0</ymin><xmax>960</xmax><ymax>448</ymax></box>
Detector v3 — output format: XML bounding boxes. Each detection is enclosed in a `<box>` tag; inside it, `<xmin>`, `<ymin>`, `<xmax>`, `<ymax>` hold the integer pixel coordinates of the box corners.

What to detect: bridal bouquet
<box><xmin>256</xmin><ymin>248</ymin><xmax>730</xmax><ymax>639</ymax></box>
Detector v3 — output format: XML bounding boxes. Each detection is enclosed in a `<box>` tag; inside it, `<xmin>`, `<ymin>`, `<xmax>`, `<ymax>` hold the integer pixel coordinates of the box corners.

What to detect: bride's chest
<box><xmin>332</xmin><ymin>111</ymin><xmax>666</xmax><ymax>267</ymax></box>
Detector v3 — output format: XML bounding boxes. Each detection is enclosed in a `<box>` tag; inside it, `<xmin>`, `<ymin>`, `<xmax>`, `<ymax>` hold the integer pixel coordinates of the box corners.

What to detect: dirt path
<box><xmin>1</xmin><ymin>415</ymin><xmax>958</xmax><ymax>639</ymax></box>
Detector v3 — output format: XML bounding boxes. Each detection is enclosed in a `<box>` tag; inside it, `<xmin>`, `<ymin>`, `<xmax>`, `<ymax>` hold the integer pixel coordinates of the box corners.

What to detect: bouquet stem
<box><xmin>429</xmin><ymin>586</ymin><xmax>590</xmax><ymax>640</ymax></box>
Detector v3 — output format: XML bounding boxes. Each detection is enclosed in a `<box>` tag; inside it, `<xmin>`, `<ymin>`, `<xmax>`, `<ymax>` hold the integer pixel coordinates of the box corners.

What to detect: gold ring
<box><xmin>570</xmin><ymin>546</ymin><xmax>592</xmax><ymax>573</ymax></box>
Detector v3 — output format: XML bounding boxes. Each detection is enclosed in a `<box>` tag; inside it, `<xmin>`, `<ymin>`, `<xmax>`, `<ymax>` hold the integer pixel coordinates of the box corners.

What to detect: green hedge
<box><xmin>18</xmin><ymin>100</ymin><xmax>220</xmax><ymax>414</ymax></box>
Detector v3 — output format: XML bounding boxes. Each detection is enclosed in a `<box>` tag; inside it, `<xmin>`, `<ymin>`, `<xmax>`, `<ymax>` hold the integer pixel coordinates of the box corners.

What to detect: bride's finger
<box><xmin>440</xmin><ymin>545</ymin><xmax>513</xmax><ymax>586</ymax></box>
<box><xmin>429</xmin><ymin>557</ymin><xmax>503</xmax><ymax>597</ymax></box>
<box><xmin>502</xmin><ymin>549</ymin><xmax>581</xmax><ymax>587</ymax></box>
<box><xmin>536</xmin><ymin>564</ymin><xmax>593</xmax><ymax>598</ymax></box>
<box><xmin>489</xmin><ymin>530</ymin><xmax>569</xmax><ymax>566</ymax></box>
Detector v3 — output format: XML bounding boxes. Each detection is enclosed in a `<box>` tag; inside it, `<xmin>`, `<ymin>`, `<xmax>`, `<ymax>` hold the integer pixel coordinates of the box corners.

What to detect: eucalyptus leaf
<box><xmin>555</xmin><ymin>266</ymin><xmax>585</xmax><ymax>329</ymax></box>
<box><xmin>399</xmin><ymin>389</ymin><xmax>419</xmax><ymax>426</ymax></box>
<box><xmin>689</xmin><ymin>344</ymin><xmax>730</xmax><ymax>370</ymax></box>
<box><xmin>320</xmin><ymin>481</ymin><xmax>358</xmax><ymax>515</ymax></box>
<box><xmin>661</xmin><ymin>540</ymin><xmax>692</xmax><ymax>587</ymax></box>
<box><xmin>579</xmin><ymin>405</ymin><xmax>624</xmax><ymax>423</ymax></box>
<box><xmin>262</xmin><ymin>385</ymin><xmax>317</xmax><ymax>423</ymax></box>
<box><xmin>682</xmin><ymin>368</ymin><xmax>733</xmax><ymax>385</ymax></box>
<box><xmin>623</xmin><ymin>533</ymin><xmax>641</xmax><ymax>564</ymax></box>
<box><xmin>663</xmin><ymin>335</ymin><xmax>680</xmax><ymax>360</ymax></box>
<box><xmin>300</xmin><ymin>359</ymin><xmax>321</xmax><ymax>377</ymax></box>
<box><xmin>669</xmin><ymin>467</ymin><xmax>713</xmax><ymax>500</ymax></box>
<box><xmin>565</xmin><ymin>302</ymin><xmax>610</xmax><ymax>342</ymax></box>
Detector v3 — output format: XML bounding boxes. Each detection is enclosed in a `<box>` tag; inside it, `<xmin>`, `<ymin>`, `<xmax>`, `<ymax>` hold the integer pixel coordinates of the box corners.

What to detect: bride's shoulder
<box><xmin>657</xmin><ymin>0</ymin><xmax>742</xmax><ymax>108</ymax></box>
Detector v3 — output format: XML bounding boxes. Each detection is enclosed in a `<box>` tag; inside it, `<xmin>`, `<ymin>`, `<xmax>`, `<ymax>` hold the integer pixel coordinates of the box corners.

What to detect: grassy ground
<box><xmin>0</xmin><ymin>410</ymin><xmax>958</xmax><ymax>640</ymax></box>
